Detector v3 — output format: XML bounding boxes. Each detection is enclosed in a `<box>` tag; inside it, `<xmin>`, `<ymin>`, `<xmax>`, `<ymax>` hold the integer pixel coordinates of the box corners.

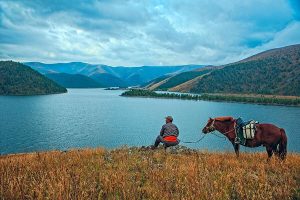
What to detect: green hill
<box><xmin>156</xmin><ymin>69</ymin><xmax>213</xmax><ymax>90</ymax></box>
<box><xmin>142</xmin><ymin>75</ymin><xmax>172</xmax><ymax>88</ymax></box>
<box><xmin>144</xmin><ymin>67</ymin><xmax>214</xmax><ymax>91</ymax></box>
<box><xmin>0</xmin><ymin>61</ymin><xmax>67</xmax><ymax>95</ymax></box>
<box><xmin>45</xmin><ymin>73</ymin><xmax>102</xmax><ymax>88</ymax></box>
<box><xmin>189</xmin><ymin>44</ymin><xmax>300</xmax><ymax>96</ymax></box>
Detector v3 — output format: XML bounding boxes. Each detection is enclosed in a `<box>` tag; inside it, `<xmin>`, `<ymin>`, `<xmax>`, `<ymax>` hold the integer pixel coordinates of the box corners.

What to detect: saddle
<box><xmin>235</xmin><ymin>117</ymin><xmax>258</xmax><ymax>145</ymax></box>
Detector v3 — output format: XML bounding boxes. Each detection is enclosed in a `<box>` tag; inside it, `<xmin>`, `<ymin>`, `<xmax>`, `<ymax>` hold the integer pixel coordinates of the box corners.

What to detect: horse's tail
<box><xmin>278</xmin><ymin>128</ymin><xmax>287</xmax><ymax>160</ymax></box>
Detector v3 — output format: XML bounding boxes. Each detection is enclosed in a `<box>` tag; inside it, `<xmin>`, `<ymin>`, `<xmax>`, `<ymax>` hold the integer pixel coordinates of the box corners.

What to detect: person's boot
<box><xmin>150</xmin><ymin>145</ymin><xmax>156</xmax><ymax>150</ymax></box>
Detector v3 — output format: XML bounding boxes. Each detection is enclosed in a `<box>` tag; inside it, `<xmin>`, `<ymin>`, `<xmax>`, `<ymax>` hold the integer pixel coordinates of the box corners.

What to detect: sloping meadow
<box><xmin>0</xmin><ymin>147</ymin><xmax>299</xmax><ymax>199</ymax></box>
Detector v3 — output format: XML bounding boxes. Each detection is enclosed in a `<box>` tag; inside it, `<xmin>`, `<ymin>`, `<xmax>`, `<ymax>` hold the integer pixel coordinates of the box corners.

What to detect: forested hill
<box><xmin>189</xmin><ymin>44</ymin><xmax>300</xmax><ymax>96</ymax></box>
<box><xmin>0</xmin><ymin>61</ymin><xmax>67</xmax><ymax>95</ymax></box>
<box><xmin>144</xmin><ymin>67</ymin><xmax>215</xmax><ymax>91</ymax></box>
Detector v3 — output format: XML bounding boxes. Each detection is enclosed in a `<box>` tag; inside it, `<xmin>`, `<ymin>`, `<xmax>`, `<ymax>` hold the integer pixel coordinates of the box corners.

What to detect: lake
<box><xmin>0</xmin><ymin>89</ymin><xmax>299</xmax><ymax>155</ymax></box>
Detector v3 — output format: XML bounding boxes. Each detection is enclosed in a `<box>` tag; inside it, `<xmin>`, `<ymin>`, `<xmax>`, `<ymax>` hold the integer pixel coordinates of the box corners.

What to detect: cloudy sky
<box><xmin>0</xmin><ymin>0</ymin><xmax>299</xmax><ymax>66</ymax></box>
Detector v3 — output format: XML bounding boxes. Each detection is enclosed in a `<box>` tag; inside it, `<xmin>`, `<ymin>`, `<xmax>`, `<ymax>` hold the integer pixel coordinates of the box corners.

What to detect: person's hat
<box><xmin>165</xmin><ymin>116</ymin><xmax>173</xmax><ymax>121</ymax></box>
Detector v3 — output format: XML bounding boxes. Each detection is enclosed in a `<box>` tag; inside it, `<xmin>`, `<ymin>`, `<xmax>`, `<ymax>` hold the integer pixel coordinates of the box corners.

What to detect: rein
<box><xmin>222</xmin><ymin>128</ymin><xmax>236</xmax><ymax>135</ymax></box>
<box><xmin>211</xmin><ymin>131</ymin><xmax>227</xmax><ymax>140</ymax></box>
<box><xmin>180</xmin><ymin>118</ymin><xmax>237</xmax><ymax>144</ymax></box>
<box><xmin>181</xmin><ymin>134</ymin><xmax>206</xmax><ymax>144</ymax></box>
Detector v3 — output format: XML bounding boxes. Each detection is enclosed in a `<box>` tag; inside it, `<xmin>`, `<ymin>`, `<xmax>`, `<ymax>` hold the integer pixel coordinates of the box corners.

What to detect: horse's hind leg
<box><xmin>273</xmin><ymin>144</ymin><xmax>280</xmax><ymax>158</ymax></box>
<box><xmin>266</xmin><ymin>146</ymin><xmax>273</xmax><ymax>161</ymax></box>
<box><xmin>274</xmin><ymin>144</ymin><xmax>279</xmax><ymax>157</ymax></box>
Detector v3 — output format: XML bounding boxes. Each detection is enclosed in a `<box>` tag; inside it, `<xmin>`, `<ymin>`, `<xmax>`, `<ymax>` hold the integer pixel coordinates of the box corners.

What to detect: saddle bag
<box><xmin>242</xmin><ymin>120</ymin><xmax>256</xmax><ymax>139</ymax></box>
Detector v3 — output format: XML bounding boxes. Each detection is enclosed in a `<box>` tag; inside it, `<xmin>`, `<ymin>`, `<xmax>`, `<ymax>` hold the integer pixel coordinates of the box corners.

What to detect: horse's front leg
<box><xmin>232</xmin><ymin>142</ymin><xmax>240</xmax><ymax>157</ymax></box>
<box><xmin>266</xmin><ymin>146</ymin><xmax>273</xmax><ymax>162</ymax></box>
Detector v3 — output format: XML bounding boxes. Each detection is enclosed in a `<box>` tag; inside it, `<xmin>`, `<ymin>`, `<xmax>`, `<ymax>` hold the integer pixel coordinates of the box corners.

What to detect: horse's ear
<box><xmin>209</xmin><ymin>117</ymin><xmax>212</xmax><ymax>120</ymax></box>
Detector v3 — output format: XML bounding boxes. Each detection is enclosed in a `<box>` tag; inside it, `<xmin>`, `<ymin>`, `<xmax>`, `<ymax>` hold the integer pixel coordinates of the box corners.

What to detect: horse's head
<box><xmin>202</xmin><ymin>116</ymin><xmax>234</xmax><ymax>134</ymax></box>
<box><xmin>202</xmin><ymin>117</ymin><xmax>216</xmax><ymax>134</ymax></box>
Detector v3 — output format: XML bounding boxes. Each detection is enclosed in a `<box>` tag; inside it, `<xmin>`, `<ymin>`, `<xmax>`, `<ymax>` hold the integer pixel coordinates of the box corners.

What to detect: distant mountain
<box><xmin>153</xmin><ymin>44</ymin><xmax>300</xmax><ymax>96</ymax></box>
<box><xmin>90</xmin><ymin>73</ymin><xmax>127</xmax><ymax>87</ymax></box>
<box><xmin>0</xmin><ymin>61</ymin><xmax>67</xmax><ymax>95</ymax></box>
<box><xmin>25</xmin><ymin>62</ymin><xmax>204</xmax><ymax>87</ymax></box>
<box><xmin>45</xmin><ymin>73</ymin><xmax>102</xmax><ymax>88</ymax></box>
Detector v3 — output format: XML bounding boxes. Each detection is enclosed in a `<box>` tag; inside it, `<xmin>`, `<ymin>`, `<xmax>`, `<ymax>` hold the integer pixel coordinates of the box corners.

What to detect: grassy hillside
<box><xmin>143</xmin><ymin>67</ymin><xmax>214</xmax><ymax>91</ymax></box>
<box><xmin>141</xmin><ymin>75</ymin><xmax>172</xmax><ymax>87</ymax></box>
<box><xmin>0</xmin><ymin>61</ymin><xmax>67</xmax><ymax>95</ymax></box>
<box><xmin>168</xmin><ymin>75</ymin><xmax>205</xmax><ymax>92</ymax></box>
<box><xmin>0</xmin><ymin>147</ymin><xmax>299</xmax><ymax>199</ymax></box>
<box><xmin>156</xmin><ymin>69</ymin><xmax>213</xmax><ymax>90</ymax></box>
<box><xmin>46</xmin><ymin>73</ymin><xmax>103</xmax><ymax>88</ymax></box>
<box><xmin>189</xmin><ymin>44</ymin><xmax>300</xmax><ymax>96</ymax></box>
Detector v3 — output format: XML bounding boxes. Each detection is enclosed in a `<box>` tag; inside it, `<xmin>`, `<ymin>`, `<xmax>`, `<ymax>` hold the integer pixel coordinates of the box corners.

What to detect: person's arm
<box><xmin>176</xmin><ymin>126</ymin><xmax>179</xmax><ymax>136</ymax></box>
<box><xmin>160</xmin><ymin>125</ymin><xmax>165</xmax><ymax>136</ymax></box>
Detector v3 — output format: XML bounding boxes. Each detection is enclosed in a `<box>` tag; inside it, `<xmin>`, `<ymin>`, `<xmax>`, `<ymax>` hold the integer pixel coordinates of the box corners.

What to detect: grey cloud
<box><xmin>0</xmin><ymin>0</ymin><xmax>299</xmax><ymax>66</ymax></box>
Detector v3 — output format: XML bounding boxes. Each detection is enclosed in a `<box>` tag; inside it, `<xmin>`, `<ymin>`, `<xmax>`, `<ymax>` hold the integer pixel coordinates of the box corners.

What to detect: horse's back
<box><xmin>258</xmin><ymin>123</ymin><xmax>283</xmax><ymax>133</ymax></box>
<box><xmin>256</xmin><ymin>123</ymin><xmax>283</xmax><ymax>142</ymax></box>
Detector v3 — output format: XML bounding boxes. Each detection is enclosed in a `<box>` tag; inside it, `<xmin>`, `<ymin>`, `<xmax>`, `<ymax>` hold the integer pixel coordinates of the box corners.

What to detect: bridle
<box><xmin>206</xmin><ymin>118</ymin><xmax>216</xmax><ymax>132</ymax></box>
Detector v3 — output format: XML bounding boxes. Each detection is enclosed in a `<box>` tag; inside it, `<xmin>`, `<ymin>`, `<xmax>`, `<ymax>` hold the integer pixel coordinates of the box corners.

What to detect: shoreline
<box><xmin>121</xmin><ymin>89</ymin><xmax>300</xmax><ymax>107</ymax></box>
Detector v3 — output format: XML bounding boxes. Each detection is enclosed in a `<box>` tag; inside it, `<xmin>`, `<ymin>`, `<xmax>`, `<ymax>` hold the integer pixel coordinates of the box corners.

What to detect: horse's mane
<box><xmin>214</xmin><ymin>116</ymin><xmax>234</xmax><ymax>122</ymax></box>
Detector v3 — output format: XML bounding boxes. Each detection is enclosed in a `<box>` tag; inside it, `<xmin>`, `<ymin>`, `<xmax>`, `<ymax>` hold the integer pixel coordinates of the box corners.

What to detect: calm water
<box><xmin>0</xmin><ymin>89</ymin><xmax>299</xmax><ymax>154</ymax></box>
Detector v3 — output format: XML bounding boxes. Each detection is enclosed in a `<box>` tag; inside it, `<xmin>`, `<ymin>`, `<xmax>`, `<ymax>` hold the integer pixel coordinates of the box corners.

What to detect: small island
<box><xmin>0</xmin><ymin>61</ymin><xmax>67</xmax><ymax>95</ymax></box>
<box><xmin>121</xmin><ymin>89</ymin><xmax>300</xmax><ymax>106</ymax></box>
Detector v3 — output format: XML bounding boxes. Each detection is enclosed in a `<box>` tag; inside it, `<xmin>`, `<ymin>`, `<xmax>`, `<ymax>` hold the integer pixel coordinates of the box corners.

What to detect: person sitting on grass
<box><xmin>151</xmin><ymin>116</ymin><xmax>180</xmax><ymax>149</ymax></box>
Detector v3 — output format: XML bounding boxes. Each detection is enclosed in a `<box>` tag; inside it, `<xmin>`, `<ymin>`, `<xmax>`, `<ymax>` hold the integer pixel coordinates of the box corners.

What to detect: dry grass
<box><xmin>147</xmin><ymin>78</ymin><xmax>171</xmax><ymax>91</ymax></box>
<box><xmin>169</xmin><ymin>76</ymin><xmax>204</xmax><ymax>92</ymax></box>
<box><xmin>0</xmin><ymin>147</ymin><xmax>299</xmax><ymax>200</ymax></box>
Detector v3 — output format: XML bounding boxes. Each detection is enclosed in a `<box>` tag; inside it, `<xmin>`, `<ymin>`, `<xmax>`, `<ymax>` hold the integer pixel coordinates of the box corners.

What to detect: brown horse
<box><xmin>202</xmin><ymin>116</ymin><xmax>287</xmax><ymax>160</ymax></box>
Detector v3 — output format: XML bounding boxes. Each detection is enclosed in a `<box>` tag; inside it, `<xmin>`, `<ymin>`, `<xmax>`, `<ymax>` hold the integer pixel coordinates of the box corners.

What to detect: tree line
<box><xmin>121</xmin><ymin>89</ymin><xmax>300</xmax><ymax>106</ymax></box>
